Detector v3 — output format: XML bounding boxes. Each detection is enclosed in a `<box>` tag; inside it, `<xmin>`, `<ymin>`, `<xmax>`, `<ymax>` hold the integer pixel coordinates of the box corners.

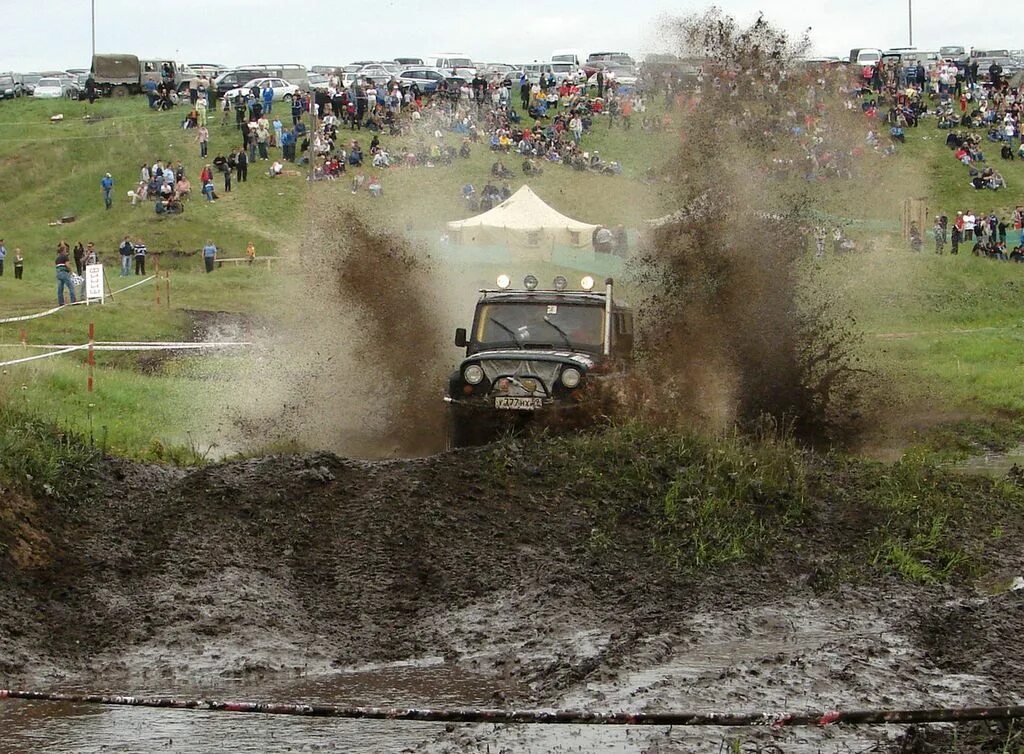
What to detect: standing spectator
<box><xmin>262</xmin><ymin>83</ymin><xmax>274</xmax><ymax>114</ymax></box>
<box><xmin>13</xmin><ymin>248</ymin><xmax>23</xmax><ymax>279</ymax></box>
<box><xmin>73</xmin><ymin>241</ymin><xmax>85</xmax><ymax>275</ymax></box>
<box><xmin>133</xmin><ymin>238</ymin><xmax>147</xmax><ymax>275</ymax></box>
<box><xmin>0</xmin><ymin>238</ymin><xmax>5</xmax><ymax>276</ymax></box>
<box><xmin>56</xmin><ymin>245</ymin><xmax>75</xmax><ymax>305</ymax></box>
<box><xmin>246</xmin><ymin>241</ymin><xmax>256</xmax><ymax>265</ymax></box>
<box><xmin>951</xmin><ymin>224</ymin><xmax>961</xmax><ymax>255</ymax></box>
<box><xmin>118</xmin><ymin>235</ymin><xmax>133</xmax><ymax>277</ymax></box>
<box><xmin>933</xmin><ymin>216</ymin><xmax>946</xmax><ymax>254</ymax></box>
<box><xmin>197</xmin><ymin>124</ymin><xmax>209</xmax><ymax>158</ymax></box>
<box><xmin>196</xmin><ymin>91</ymin><xmax>208</xmax><ymax>126</ymax></box>
<box><xmin>84</xmin><ymin>242</ymin><xmax>98</xmax><ymax>266</ymax></box>
<box><xmin>101</xmin><ymin>172</ymin><xmax>114</xmax><ymax>210</ymax></box>
<box><xmin>963</xmin><ymin>210</ymin><xmax>976</xmax><ymax>241</ymax></box>
<box><xmin>236</xmin><ymin>148</ymin><xmax>248</xmax><ymax>183</ymax></box>
<box><xmin>202</xmin><ymin>240</ymin><xmax>217</xmax><ymax>272</ymax></box>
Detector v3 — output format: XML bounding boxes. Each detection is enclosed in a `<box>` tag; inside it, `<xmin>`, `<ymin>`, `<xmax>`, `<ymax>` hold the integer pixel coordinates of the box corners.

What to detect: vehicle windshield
<box><xmin>859</xmin><ymin>52</ymin><xmax>881</xmax><ymax>63</ymax></box>
<box><xmin>37</xmin><ymin>78</ymin><xmax>61</xmax><ymax>87</ymax></box>
<box><xmin>474</xmin><ymin>302</ymin><xmax>604</xmax><ymax>351</ymax></box>
<box><xmin>449</xmin><ymin>58</ymin><xmax>473</xmax><ymax>68</ymax></box>
<box><xmin>0</xmin><ymin>77</ymin><xmax>13</xmax><ymax>86</ymax></box>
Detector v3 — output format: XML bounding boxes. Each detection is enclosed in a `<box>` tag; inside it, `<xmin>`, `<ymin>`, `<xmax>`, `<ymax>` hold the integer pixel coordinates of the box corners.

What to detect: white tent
<box><xmin>446</xmin><ymin>185</ymin><xmax>598</xmax><ymax>251</ymax></box>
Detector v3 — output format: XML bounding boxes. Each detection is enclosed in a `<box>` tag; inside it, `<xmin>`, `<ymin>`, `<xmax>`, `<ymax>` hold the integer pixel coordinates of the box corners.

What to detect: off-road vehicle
<box><xmin>444</xmin><ymin>273</ymin><xmax>633</xmax><ymax>447</ymax></box>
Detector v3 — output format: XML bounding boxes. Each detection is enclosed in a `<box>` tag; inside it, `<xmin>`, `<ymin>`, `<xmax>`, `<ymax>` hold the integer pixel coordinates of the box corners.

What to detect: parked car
<box><xmin>0</xmin><ymin>73</ymin><xmax>24</xmax><ymax>98</ymax></box>
<box><xmin>395</xmin><ymin>67</ymin><xmax>447</xmax><ymax>93</ymax></box>
<box><xmin>597</xmin><ymin>63</ymin><xmax>639</xmax><ymax>88</ymax></box>
<box><xmin>222</xmin><ymin>77</ymin><xmax>299</xmax><ymax>102</ymax></box>
<box><xmin>21</xmin><ymin>73</ymin><xmax>43</xmax><ymax>95</ymax></box>
<box><xmin>354</xmin><ymin>63</ymin><xmax>398</xmax><ymax>84</ymax></box>
<box><xmin>393</xmin><ymin>57</ymin><xmax>424</xmax><ymax>67</ymax></box>
<box><xmin>31</xmin><ymin>77</ymin><xmax>65</xmax><ymax>98</ymax></box>
<box><xmin>307</xmin><ymin>73</ymin><xmax>332</xmax><ymax>91</ymax></box>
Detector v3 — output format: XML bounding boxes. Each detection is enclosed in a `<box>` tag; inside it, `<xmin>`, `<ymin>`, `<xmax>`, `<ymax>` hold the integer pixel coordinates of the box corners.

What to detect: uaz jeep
<box><xmin>445</xmin><ymin>273</ymin><xmax>633</xmax><ymax>447</ymax></box>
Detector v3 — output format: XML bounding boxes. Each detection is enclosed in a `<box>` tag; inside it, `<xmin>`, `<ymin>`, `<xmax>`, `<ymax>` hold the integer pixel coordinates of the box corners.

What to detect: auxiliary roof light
<box><xmin>496</xmin><ymin>274</ymin><xmax>511</xmax><ymax>289</ymax></box>
<box><xmin>553</xmin><ymin>275</ymin><xmax>568</xmax><ymax>292</ymax></box>
<box><xmin>580</xmin><ymin>275</ymin><xmax>595</xmax><ymax>291</ymax></box>
<box><xmin>523</xmin><ymin>274</ymin><xmax>539</xmax><ymax>291</ymax></box>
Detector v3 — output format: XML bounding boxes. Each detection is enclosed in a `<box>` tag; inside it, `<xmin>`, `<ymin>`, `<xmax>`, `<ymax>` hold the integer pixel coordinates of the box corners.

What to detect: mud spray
<box><xmin>223</xmin><ymin>197</ymin><xmax>451</xmax><ymax>458</ymax></box>
<box><xmin>626</xmin><ymin>9</ymin><xmax>883</xmax><ymax>445</ymax></box>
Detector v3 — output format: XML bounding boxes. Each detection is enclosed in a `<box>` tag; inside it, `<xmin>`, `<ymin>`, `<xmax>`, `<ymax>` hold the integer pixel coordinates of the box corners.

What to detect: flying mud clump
<box><xmin>629</xmin><ymin>8</ymin><xmax>869</xmax><ymax>445</ymax></box>
<box><xmin>228</xmin><ymin>202</ymin><xmax>448</xmax><ymax>458</ymax></box>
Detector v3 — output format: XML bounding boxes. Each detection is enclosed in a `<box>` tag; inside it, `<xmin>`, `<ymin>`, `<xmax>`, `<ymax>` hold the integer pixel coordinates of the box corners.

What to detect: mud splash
<box><xmin>631</xmin><ymin>9</ymin><xmax>871</xmax><ymax>444</ymax></box>
<box><xmin>220</xmin><ymin>202</ymin><xmax>451</xmax><ymax>458</ymax></box>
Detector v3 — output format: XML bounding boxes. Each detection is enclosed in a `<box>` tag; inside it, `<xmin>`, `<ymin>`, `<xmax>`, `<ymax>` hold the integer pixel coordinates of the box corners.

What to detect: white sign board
<box><xmin>85</xmin><ymin>264</ymin><xmax>105</xmax><ymax>304</ymax></box>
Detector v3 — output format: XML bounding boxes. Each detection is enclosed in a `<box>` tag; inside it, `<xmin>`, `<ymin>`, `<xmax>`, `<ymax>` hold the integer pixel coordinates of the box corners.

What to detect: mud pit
<box><xmin>1</xmin><ymin>447</ymin><xmax>1022</xmax><ymax>752</ymax></box>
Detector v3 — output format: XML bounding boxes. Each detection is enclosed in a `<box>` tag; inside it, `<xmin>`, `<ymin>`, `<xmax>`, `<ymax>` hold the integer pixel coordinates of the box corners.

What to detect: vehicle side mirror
<box><xmin>454</xmin><ymin>328</ymin><xmax>468</xmax><ymax>348</ymax></box>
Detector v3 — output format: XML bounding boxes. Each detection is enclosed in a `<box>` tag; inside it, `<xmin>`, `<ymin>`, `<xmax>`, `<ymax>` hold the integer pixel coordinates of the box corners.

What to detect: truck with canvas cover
<box><xmin>91</xmin><ymin>54</ymin><xmax>142</xmax><ymax>96</ymax></box>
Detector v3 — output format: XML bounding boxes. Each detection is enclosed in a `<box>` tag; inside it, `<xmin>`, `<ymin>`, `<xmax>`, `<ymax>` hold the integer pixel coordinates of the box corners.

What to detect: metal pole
<box><xmin>91</xmin><ymin>0</ymin><xmax>95</xmax><ymax>60</ymax></box>
<box><xmin>908</xmin><ymin>0</ymin><xmax>913</xmax><ymax>47</ymax></box>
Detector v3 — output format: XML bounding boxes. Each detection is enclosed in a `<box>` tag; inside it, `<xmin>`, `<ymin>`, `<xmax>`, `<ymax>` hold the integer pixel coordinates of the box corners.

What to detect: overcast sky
<box><xmin>3</xmin><ymin>0</ymin><xmax>1019</xmax><ymax>71</ymax></box>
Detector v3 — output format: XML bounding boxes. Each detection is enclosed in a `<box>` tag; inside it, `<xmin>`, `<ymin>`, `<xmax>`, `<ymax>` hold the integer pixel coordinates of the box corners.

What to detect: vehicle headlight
<box><xmin>561</xmin><ymin>367</ymin><xmax>582</xmax><ymax>388</ymax></box>
<box><xmin>463</xmin><ymin>364</ymin><xmax>484</xmax><ymax>385</ymax></box>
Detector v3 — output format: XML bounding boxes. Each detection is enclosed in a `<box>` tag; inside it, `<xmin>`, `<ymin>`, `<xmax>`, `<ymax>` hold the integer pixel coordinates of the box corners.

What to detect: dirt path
<box><xmin>1</xmin><ymin>446</ymin><xmax>1022</xmax><ymax>751</ymax></box>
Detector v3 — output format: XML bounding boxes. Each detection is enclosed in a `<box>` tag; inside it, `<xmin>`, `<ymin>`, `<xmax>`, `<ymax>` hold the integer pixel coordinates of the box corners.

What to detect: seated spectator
<box><xmin>522</xmin><ymin>158</ymin><xmax>543</xmax><ymax>176</ymax></box>
<box><xmin>175</xmin><ymin>177</ymin><xmax>191</xmax><ymax>199</ymax></box>
<box><xmin>268</xmin><ymin>160</ymin><xmax>284</xmax><ymax>177</ymax></box>
<box><xmin>367</xmin><ymin>175</ymin><xmax>382</xmax><ymax>197</ymax></box>
<box><xmin>131</xmin><ymin>181</ymin><xmax>148</xmax><ymax>206</ymax></box>
<box><xmin>202</xmin><ymin>181</ymin><xmax>218</xmax><ymax>202</ymax></box>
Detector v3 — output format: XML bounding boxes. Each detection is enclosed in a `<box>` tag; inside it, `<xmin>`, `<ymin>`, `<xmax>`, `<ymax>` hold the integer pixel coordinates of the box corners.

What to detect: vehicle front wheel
<box><xmin>283</xmin><ymin>93</ymin><xmax>293</xmax><ymax>102</ymax></box>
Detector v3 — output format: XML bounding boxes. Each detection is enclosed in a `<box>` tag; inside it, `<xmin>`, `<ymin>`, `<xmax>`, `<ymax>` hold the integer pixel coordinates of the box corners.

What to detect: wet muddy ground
<box><xmin>1</xmin><ymin>449</ymin><xmax>1022</xmax><ymax>752</ymax></box>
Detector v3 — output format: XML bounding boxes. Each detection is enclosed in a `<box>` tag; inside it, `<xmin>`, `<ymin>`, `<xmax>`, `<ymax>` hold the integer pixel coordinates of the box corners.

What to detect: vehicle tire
<box><xmin>112</xmin><ymin>85</ymin><xmax>129</xmax><ymax>97</ymax></box>
<box><xmin>283</xmin><ymin>93</ymin><xmax>293</xmax><ymax>102</ymax></box>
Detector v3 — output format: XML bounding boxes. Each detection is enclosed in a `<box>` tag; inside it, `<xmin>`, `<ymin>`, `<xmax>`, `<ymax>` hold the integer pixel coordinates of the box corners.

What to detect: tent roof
<box><xmin>447</xmin><ymin>185</ymin><xmax>598</xmax><ymax>233</ymax></box>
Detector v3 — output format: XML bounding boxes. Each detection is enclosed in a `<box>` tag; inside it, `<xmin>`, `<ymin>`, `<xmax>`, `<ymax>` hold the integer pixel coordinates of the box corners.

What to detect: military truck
<box><xmin>90</xmin><ymin>55</ymin><xmax>195</xmax><ymax>96</ymax></box>
<box><xmin>444</xmin><ymin>273</ymin><xmax>633</xmax><ymax>448</ymax></box>
<box><xmin>90</xmin><ymin>54</ymin><xmax>142</xmax><ymax>96</ymax></box>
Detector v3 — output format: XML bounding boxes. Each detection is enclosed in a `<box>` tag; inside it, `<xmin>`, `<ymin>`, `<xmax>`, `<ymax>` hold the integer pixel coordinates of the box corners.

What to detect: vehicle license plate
<box><xmin>495</xmin><ymin>396</ymin><xmax>543</xmax><ymax>410</ymax></box>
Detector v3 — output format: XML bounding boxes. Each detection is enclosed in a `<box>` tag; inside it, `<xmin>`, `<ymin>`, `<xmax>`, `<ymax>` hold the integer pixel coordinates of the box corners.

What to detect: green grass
<box><xmin>0</xmin><ymin>94</ymin><xmax>1022</xmax><ymax>458</ymax></box>
<box><xmin>483</xmin><ymin>422</ymin><xmax>1023</xmax><ymax>583</ymax></box>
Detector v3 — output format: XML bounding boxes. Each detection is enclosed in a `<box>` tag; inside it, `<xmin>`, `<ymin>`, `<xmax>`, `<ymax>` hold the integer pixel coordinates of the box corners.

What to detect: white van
<box><xmin>522</xmin><ymin>62</ymin><xmax>555</xmax><ymax>83</ymax></box>
<box><xmin>551</xmin><ymin>49</ymin><xmax>585</xmax><ymax>67</ymax></box>
<box><xmin>850</xmin><ymin>48</ymin><xmax>883</xmax><ymax>67</ymax></box>
<box><xmin>424</xmin><ymin>53</ymin><xmax>475</xmax><ymax>75</ymax></box>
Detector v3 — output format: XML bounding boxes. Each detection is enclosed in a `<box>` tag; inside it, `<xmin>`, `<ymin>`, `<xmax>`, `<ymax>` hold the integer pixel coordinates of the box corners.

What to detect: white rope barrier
<box><xmin>0</xmin><ymin>345</ymin><xmax>87</xmax><ymax>368</ymax></box>
<box><xmin>0</xmin><ymin>276</ymin><xmax>157</xmax><ymax>325</ymax></box>
<box><xmin>0</xmin><ymin>341</ymin><xmax>252</xmax><ymax>368</ymax></box>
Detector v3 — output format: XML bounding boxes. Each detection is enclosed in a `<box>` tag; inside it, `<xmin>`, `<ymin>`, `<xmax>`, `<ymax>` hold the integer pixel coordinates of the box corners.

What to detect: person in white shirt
<box><xmin>963</xmin><ymin>211</ymin><xmax>976</xmax><ymax>240</ymax></box>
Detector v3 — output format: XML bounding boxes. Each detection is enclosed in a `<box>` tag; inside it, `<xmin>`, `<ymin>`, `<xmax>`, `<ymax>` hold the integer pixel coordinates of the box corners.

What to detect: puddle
<box><xmin>0</xmin><ymin>664</ymin><xmax>503</xmax><ymax>754</ymax></box>
<box><xmin>953</xmin><ymin>444</ymin><xmax>1024</xmax><ymax>477</ymax></box>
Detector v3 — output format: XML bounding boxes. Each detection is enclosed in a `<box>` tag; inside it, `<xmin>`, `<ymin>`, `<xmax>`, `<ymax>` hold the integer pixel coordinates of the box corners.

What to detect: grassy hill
<box><xmin>0</xmin><ymin>94</ymin><xmax>1021</xmax><ymax>459</ymax></box>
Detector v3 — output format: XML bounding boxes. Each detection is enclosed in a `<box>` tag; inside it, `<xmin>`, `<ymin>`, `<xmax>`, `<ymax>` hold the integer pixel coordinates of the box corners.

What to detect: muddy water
<box><xmin>0</xmin><ymin>665</ymin><xmax>499</xmax><ymax>753</ymax></box>
<box><xmin>954</xmin><ymin>443</ymin><xmax>1024</xmax><ymax>477</ymax></box>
